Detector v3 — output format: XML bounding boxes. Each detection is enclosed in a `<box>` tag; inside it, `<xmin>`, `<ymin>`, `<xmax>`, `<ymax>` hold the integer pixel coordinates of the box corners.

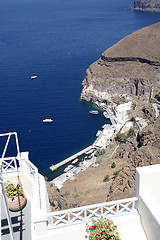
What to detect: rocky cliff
<box><xmin>81</xmin><ymin>22</ymin><xmax>160</xmax><ymax>103</ymax></box>
<box><xmin>134</xmin><ymin>0</ymin><xmax>160</xmax><ymax>11</ymax></box>
<box><xmin>107</xmin><ymin>115</ymin><xmax>160</xmax><ymax>201</ymax></box>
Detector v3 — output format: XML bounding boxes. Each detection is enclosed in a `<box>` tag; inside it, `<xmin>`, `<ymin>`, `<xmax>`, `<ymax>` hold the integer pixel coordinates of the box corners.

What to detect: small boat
<box><xmin>89</xmin><ymin>110</ymin><xmax>98</xmax><ymax>115</ymax></box>
<box><xmin>96</xmin><ymin>130</ymin><xmax>101</xmax><ymax>137</ymax></box>
<box><xmin>72</xmin><ymin>158</ymin><xmax>79</xmax><ymax>164</ymax></box>
<box><xmin>31</xmin><ymin>76</ymin><xmax>37</xmax><ymax>79</ymax></box>
<box><xmin>43</xmin><ymin>119</ymin><xmax>53</xmax><ymax>123</ymax></box>
<box><xmin>64</xmin><ymin>164</ymin><xmax>73</xmax><ymax>172</ymax></box>
<box><xmin>85</xmin><ymin>149</ymin><xmax>94</xmax><ymax>155</ymax></box>
<box><xmin>103</xmin><ymin>111</ymin><xmax>109</xmax><ymax>119</ymax></box>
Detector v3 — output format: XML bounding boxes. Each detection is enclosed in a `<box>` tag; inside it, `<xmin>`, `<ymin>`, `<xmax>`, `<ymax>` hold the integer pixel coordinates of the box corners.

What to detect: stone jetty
<box><xmin>50</xmin><ymin>145</ymin><xmax>93</xmax><ymax>172</ymax></box>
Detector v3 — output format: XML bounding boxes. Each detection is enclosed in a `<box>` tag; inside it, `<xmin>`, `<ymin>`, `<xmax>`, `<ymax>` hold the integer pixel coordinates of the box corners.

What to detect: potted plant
<box><xmin>4</xmin><ymin>181</ymin><xmax>27</xmax><ymax>212</ymax></box>
<box><xmin>86</xmin><ymin>216</ymin><xmax>120</xmax><ymax>240</ymax></box>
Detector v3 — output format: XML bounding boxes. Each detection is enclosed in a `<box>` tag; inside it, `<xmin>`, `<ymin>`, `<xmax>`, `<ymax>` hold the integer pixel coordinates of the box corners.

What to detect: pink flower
<box><xmin>96</xmin><ymin>234</ymin><xmax>98</xmax><ymax>236</ymax></box>
<box><xmin>96</xmin><ymin>238</ymin><xmax>98</xmax><ymax>240</ymax></box>
<box><xmin>107</xmin><ymin>219</ymin><xmax>109</xmax><ymax>221</ymax></box>
<box><xmin>86</xmin><ymin>223</ymin><xmax>88</xmax><ymax>225</ymax></box>
<box><xmin>101</xmin><ymin>231</ymin><xmax>104</xmax><ymax>235</ymax></box>
<box><xmin>107</xmin><ymin>226</ymin><xmax>109</xmax><ymax>228</ymax></box>
<box><xmin>91</xmin><ymin>228</ymin><xmax>93</xmax><ymax>230</ymax></box>
<box><xmin>101</xmin><ymin>226</ymin><xmax>103</xmax><ymax>228</ymax></box>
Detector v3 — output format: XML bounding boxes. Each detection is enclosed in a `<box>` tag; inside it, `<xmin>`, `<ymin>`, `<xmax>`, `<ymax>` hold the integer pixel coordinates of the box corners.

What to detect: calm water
<box><xmin>0</xmin><ymin>0</ymin><xmax>160</xmax><ymax>180</ymax></box>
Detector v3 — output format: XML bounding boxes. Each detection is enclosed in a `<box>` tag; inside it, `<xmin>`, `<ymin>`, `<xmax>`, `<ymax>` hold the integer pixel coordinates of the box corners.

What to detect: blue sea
<box><xmin>0</xmin><ymin>0</ymin><xmax>159</xmax><ymax>180</ymax></box>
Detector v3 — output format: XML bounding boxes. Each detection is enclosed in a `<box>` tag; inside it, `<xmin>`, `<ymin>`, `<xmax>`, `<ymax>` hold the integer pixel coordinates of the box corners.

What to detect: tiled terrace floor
<box><xmin>1</xmin><ymin>198</ymin><xmax>31</xmax><ymax>240</ymax></box>
<box><xmin>35</xmin><ymin>212</ymin><xmax>147</xmax><ymax>240</ymax></box>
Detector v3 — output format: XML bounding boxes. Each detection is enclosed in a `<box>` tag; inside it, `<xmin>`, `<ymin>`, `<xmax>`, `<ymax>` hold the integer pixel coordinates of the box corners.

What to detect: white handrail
<box><xmin>0</xmin><ymin>132</ymin><xmax>22</xmax><ymax>174</ymax></box>
<box><xmin>47</xmin><ymin>197</ymin><xmax>138</xmax><ymax>228</ymax></box>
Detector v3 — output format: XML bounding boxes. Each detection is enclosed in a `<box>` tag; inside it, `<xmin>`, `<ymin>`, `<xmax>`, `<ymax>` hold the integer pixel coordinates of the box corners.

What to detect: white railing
<box><xmin>0</xmin><ymin>132</ymin><xmax>21</xmax><ymax>174</ymax></box>
<box><xmin>22</xmin><ymin>157</ymin><xmax>43</xmax><ymax>209</ymax></box>
<box><xmin>0</xmin><ymin>156</ymin><xmax>21</xmax><ymax>173</ymax></box>
<box><xmin>47</xmin><ymin>197</ymin><xmax>138</xmax><ymax>229</ymax></box>
<box><xmin>24</xmin><ymin>158</ymin><xmax>38</xmax><ymax>181</ymax></box>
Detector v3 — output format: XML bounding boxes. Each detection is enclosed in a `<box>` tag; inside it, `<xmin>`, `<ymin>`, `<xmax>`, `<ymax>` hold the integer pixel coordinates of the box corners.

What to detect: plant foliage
<box><xmin>115</xmin><ymin>132</ymin><xmax>127</xmax><ymax>144</ymax></box>
<box><xmin>103</xmin><ymin>175</ymin><xmax>110</xmax><ymax>182</ymax></box>
<box><xmin>127</xmin><ymin>127</ymin><xmax>135</xmax><ymax>138</ymax></box>
<box><xmin>86</xmin><ymin>217</ymin><xmax>120</xmax><ymax>240</ymax></box>
<box><xmin>111</xmin><ymin>162</ymin><xmax>116</xmax><ymax>168</ymax></box>
<box><xmin>95</xmin><ymin>149</ymin><xmax>105</xmax><ymax>157</ymax></box>
<box><xmin>4</xmin><ymin>181</ymin><xmax>23</xmax><ymax>200</ymax></box>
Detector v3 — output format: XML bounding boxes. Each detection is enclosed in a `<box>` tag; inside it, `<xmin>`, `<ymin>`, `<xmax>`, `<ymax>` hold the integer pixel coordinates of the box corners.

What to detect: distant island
<box><xmin>134</xmin><ymin>0</ymin><xmax>160</xmax><ymax>11</ymax></box>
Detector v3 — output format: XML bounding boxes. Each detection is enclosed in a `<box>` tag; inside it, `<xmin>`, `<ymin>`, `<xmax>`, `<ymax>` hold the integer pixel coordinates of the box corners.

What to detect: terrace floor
<box><xmin>1</xmin><ymin>198</ymin><xmax>31</xmax><ymax>240</ymax></box>
<box><xmin>35</xmin><ymin>212</ymin><xmax>147</xmax><ymax>240</ymax></box>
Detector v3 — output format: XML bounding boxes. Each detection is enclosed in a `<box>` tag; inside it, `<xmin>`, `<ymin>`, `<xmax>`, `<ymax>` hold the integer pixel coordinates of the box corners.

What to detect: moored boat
<box><xmin>89</xmin><ymin>110</ymin><xmax>98</xmax><ymax>115</ymax></box>
<box><xmin>64</xmin><ymin>164</ymin><xmax>73</xmax><ymax>172</ymax></box>
<box><xmin>96</xmin><ymin>130</ymin><xmax>101</xmax><ymax>137</ymax></box>
<box><xmin>72</xmin><ymin>158</ymin><xmax>79</xmax><ymax>164</ymax></box>
<box><xmin>103</xmin><ymin>111</ymin><xmax>109</xmax><ymax>119</ymax></box>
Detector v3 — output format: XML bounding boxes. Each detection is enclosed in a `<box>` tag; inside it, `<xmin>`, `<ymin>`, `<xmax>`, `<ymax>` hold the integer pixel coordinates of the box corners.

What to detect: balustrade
<box><xmin>47</xmin><ymin>197</ymin><xmax>138</xmax><ymax>229</ymax></box>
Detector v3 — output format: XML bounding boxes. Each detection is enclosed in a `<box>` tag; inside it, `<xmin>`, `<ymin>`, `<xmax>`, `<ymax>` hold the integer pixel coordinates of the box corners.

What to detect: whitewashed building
<box><xmin>0</xmin><ymin>132</ymin><xmax>160</xmax><ymax>240</ymax></box>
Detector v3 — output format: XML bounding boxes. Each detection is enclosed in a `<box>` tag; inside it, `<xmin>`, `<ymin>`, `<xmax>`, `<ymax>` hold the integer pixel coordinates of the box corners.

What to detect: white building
<box><xmin>0</xmin><ymin>132</ymin><xmax>160</xmax><ymax>240</ymax></box>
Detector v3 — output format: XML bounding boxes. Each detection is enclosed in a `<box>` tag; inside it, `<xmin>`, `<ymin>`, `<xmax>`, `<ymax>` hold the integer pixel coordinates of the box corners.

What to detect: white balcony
<box><xmin>1</xmin><ymin>132</ymin><xmax>160</xmax><ymax>240</ymax></box>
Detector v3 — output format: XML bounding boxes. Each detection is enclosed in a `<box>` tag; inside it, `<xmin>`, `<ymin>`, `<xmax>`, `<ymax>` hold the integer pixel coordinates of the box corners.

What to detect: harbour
<box><xmin>50</xmin><ymin>145</ymin><xmax>94</xmax><ymax>172</ymax></box>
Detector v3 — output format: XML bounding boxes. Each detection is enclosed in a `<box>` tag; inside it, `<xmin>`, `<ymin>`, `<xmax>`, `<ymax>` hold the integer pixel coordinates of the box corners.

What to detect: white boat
<box><xmin>96</xmin><ymin>130</ymin><xmax>101</xmax><ymax>137</ymax></box>
<box><xmin>103</xmin><ymin>111</ymin><xmax>109</xmax><ymax>119</ymax></box>
<box><xmin>31</xmin><ymin>75</ymin><xmax>37</xmax><ymax>79</ymax></box>
<box><xmin>85</xmin><ymin>149</ymin><xmax>94</xmax><ymax>155</ymax></box>
<box><xmin>89</xmin><ymin>110</ymin><xmax>98</xmax><ymax>115</ymax></box>
<box><xmin>72</xmin><ymin>158</ymin><xmax>79</xmax><ymax>164</ymax></box>
<box><xmin>43</xmin><ymin>119</ymin><xmax>53</xmax><ymax>123</ymax></box>
<box><xmin>64</xmin><ymin>164</ymin><xmax>73</xmax><ymax>172</ymax></box>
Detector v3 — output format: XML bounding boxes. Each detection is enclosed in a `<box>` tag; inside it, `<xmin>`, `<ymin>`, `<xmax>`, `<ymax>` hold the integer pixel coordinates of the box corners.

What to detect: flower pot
<box><xmin>7</xmin><ymin>193</ymin><xmax>27</xmax><ymax>212</ymax></box>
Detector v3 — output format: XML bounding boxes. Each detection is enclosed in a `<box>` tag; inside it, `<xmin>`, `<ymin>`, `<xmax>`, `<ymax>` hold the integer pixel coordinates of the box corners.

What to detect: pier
<box><xmin>50</xmin><ymin>145</ymin><xmax>93</xmax><ymax>172</ymax></box>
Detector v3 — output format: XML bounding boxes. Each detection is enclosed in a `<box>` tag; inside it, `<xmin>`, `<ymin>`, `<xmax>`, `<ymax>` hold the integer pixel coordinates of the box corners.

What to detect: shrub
<box><xmin>132</xmin><ymin>103</ymin><xmax>136</xmax><ymax>110</ymax></box>
<box><xmin>86</xmin><ymin>217</ymin><xmax>120</xmax><ymax>240</ymax></box>
<box><xmin>113</xmin><ymin>96</ymin><xmax>128</xmax><ymax>105</ymax></box>
<box><xmin>111</xmin><ymin>162</ymin><xmax>116</xmax><ymax>168</ymax></box>
<box><xmin>127</xmin><ymin>127</ymin><xmax>135</xmax><ymax>138</ymax></box>
<box><xmin>115</xmin><ymin>132</ymin><xmax>127</xmax><ymax>144</ymax></box>
<box><xmin>113</xmin><ymin>169</ymin><xmax>122</xmax><ymax>179</ymax></box>
<box><xmin>130</xmin><ymin>117</ymin><xmax>135</xmax><ymax>122</ymax></box>
<box><xmin>103</xmin><ymin>175</ymin><xmax>110</xmax><ymax>182</ymax></box>
<box><xmin>95</xmin><ymin>149</ymin><xmax>105</xmax><ymax>157</ymax></box>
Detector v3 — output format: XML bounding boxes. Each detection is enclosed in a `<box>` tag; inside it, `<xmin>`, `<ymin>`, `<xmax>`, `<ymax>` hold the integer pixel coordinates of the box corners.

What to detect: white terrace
<box><xmin>0</xmin><ymin>132</ymin><xmax>160</xmax><ymax>240</ymax></box>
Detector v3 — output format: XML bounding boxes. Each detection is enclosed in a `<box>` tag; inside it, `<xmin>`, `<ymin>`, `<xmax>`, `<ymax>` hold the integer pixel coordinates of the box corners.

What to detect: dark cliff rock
<box><xmin>107</xmin><ymin>116</ymin><xmax>160</xmax><ymax>201</ymax></box>
<box><xmin>81</xmin><ymin>22</ymin><xmax>160</xmax><ymax>102</ymax></box>
<box><xmin>134</xmin><ymin>0</ymin><xmax>160</xmax><ymax>11</ymax></box>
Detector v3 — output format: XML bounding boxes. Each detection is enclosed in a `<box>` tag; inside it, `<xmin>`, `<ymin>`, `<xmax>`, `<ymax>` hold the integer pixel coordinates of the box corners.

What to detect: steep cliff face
<box><xmin>81</xmin><ymin>22</ymin><xmax>160</xmax><ymax>102</ymax></box>
<box><xmin>134</xmin><ymin>0</ymin><xmax>160</xmax><ymax>11</ymax></box>
<box><xmin>107</xmin><ymin>116</ymin><xmax>160</xmax><ymax>201</ymax></box>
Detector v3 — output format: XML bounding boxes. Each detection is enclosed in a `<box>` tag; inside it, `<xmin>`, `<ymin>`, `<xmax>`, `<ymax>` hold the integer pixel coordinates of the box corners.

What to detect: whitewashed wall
<box><xmin>135</xmin><ymin>164</ymin><xmax>160</xmax><ymax>240</ymax></box>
